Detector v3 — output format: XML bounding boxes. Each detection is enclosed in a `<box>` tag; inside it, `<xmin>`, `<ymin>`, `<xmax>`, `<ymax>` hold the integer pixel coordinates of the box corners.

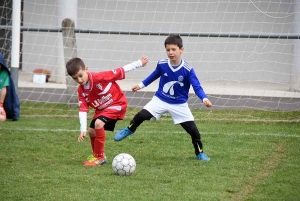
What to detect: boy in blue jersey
<box><xmin>114</xmin><ymin>34</ymin><xmax>212</xmax><ymax>161</ymax></box>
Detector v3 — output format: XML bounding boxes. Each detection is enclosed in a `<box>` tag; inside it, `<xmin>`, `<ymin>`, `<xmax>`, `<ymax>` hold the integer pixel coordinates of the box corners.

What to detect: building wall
<box><xmin>20</xmin><ymin>0</ymin><xmax>297</xmax><ymax>86</ymax></box>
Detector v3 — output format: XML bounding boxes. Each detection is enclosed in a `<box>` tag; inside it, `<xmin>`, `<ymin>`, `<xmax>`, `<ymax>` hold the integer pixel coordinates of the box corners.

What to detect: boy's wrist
<box><xmin>137</xmin><ymin>59</ymin><xmax>142</xmax><ymax>67</ymax></box>
<box><xmin>138</xmin><ymin>82</ymin><xmax>145</xmax><ymax>89</ymax></box>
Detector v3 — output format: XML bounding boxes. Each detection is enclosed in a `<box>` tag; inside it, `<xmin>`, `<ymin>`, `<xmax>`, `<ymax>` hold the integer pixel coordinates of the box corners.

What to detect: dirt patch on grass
<box><xmin>231</xmin><ymin>144</ymin><xmax>286</xmax><ymax>201</ymax></box>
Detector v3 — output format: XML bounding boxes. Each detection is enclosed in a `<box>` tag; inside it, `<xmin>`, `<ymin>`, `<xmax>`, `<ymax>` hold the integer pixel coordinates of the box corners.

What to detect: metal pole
<box><xmin>11</xmin><ymin>0</ymin><xmax>21</xmax><ymax>93</ymax></box>
<box><xmin>290</xmin><ymin>0</ymin><xmax>300</xmax><ymax>92</ymax></box>
<box><xmin>56</xmin><ymin>0</ymin><xmax>78</xmax><ymax>84</ymax></box>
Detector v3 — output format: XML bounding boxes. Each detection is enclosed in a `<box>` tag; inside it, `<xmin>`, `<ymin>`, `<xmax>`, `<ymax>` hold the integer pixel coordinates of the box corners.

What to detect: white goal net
<box><xmin>0</xmin><ymin>0</ymin><xmax>299</xmax><ymax>121</ymax></box>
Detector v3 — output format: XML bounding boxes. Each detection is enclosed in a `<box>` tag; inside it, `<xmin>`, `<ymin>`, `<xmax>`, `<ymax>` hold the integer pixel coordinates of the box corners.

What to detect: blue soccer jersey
<box><xmin>142</xmin><ymin>59</ymin><xmax>208</xmax><ymax>104</ymax></box>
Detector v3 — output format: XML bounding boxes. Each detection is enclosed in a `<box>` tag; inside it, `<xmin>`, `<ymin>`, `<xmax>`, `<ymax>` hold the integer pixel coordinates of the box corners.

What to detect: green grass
<box><xmin>0</xmin><ymin>103</ymin><xmax>300</xmax><ymax>201</ymax></box>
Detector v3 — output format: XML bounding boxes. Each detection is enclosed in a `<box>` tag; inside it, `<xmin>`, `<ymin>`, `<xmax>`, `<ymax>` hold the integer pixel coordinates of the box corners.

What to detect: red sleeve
<box><xmin>94</xmin><ymin>67</ymin><xmax>125</xmax><ymax>82</ymax></box>
<box><xmin>78</xmin><ymin>86</ymin><xmax>89</xmax><ymax>112</ymax></box>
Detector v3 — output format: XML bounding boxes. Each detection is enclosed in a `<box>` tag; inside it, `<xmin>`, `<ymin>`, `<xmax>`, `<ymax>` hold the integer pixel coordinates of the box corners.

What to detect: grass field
<box><xmin>1</xmin><ymin>103</ymin><xmax>300</xmax><ymax>201</ymax></box>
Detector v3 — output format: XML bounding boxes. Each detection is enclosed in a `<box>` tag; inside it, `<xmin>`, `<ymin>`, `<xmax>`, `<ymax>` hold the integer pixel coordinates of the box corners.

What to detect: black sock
<box><xmin>193</xmin><ymin>140</ymin><xmax>203</xmax><ymax>155</ymax></box>
<box><xmin>127</xmin><ymin>109</ymin><xmax>153</xmax><ymax>132</ymax></box>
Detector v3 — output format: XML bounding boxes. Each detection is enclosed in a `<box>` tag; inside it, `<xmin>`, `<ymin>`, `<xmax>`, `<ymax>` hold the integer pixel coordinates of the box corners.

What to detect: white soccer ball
<box><xmin>112</xmin><ymin>153</ymin><xmax>136</xmax><ymax>176</ymax></box>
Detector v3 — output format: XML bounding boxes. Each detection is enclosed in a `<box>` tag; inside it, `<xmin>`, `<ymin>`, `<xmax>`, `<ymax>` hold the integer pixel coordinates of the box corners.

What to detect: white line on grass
<box><xmin>0</xmin><ymin>128</ymin><xmax>79</xmax><ymax>132</ymax></box>
<box><xmin>147</xmin><ymin>130</ymin><xmax>300</xmax><ymax>138</ymax></box>
<box><xmin>0</xmin><ymin>127</ymin><xmax>299</xmax><ymax>138</ymax></box>
<box><xmin>20</xmin><ymin>115</ymin><xmax>300</xmax><ymax>123</ymax></box>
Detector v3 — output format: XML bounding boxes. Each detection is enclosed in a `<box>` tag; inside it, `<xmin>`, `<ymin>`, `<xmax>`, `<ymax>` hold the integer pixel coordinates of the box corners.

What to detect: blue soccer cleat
<box><xmin>114</xmin><ymin>128</ymin><xmax>134</xmax><ymax>141</ymax></box>
<box><xmin>196</xmin><ymin>152</ymin><xmax>210</xmax><ymax>161</ymax></box>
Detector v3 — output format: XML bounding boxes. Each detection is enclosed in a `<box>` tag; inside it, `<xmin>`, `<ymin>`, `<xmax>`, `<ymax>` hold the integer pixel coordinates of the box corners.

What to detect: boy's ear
<box><xmin>85</xmin><ymin>66</ymin><xmax>89</xmax><ymax>72</ymax></box>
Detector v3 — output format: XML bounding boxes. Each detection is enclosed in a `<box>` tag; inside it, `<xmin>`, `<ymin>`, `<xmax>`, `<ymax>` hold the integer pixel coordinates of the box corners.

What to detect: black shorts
<box><xmin>89</xmin><ymin>116</ymin><xmax>118</xmax><ymax>131</ymax></box>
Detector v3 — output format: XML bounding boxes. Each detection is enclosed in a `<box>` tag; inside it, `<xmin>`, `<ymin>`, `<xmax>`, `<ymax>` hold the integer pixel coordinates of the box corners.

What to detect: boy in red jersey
<box><xmin>66</xmin><ymin>56</ymin><xmax>148</xmax><ymax>166</ymax></box>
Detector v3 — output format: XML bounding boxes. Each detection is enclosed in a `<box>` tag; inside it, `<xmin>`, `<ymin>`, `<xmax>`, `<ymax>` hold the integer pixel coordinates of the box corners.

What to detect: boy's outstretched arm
<box><xmin>122</xmin><ymin>56</ymin><xmax>148</xmax><ymax>73</ymax></box>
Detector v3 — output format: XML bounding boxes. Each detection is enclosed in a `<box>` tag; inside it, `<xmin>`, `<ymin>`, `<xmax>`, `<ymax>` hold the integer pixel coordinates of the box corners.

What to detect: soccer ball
<box><xmin>112</xmin><ymin>153</ymin><xmax>136</xmax><ymax>176</ymax></box>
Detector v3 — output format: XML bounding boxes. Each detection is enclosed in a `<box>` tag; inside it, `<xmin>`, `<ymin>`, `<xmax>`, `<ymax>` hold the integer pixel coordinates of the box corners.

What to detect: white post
<box><xmin>11</xmin><ymin>0</ymin><xmax>21</xmax><ymax>92</ymax></box>
<box><xmin>56</xmin><ymin>0</ymin><xmax>78</xmax><ymax>84</ymax></box>
<box><xmin>290</xmin><ymin>1</ymin><xmax>300</xmax><ymax>92</ymax></box>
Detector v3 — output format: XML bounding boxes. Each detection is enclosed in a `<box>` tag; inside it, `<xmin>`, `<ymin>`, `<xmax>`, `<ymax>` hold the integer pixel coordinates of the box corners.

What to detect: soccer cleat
<box><xmin>196</xmin><ymin>152</ymin><xmax>210</xmax><ymax>161</ymax></box>
<box><xmin>84</xmin><ymin>156</ymin><xmax>107</xmax><ymax>166</ymax></box>
<box><xmin>84</xmin><ymin>155</ymin><xmax>96</xmax><ymax>164</ymax></box>
<box><xmin>114</xmin><ymin>128</ymin><xmax>134</xmax><ymax>141</ymax></box>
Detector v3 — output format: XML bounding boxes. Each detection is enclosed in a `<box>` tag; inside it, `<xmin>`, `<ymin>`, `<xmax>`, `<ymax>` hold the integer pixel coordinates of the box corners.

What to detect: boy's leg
<box><xmin>85</xmin><ymin>118</ymin><xmax>107</xmax><ymax>166</ymax></box>
<box><xmin>180</xmin><ymin>121</ymin><xmax>210</xmax><ymax>161</ymax></box>
<box><xmin>128</xmin><ymin>109</ymin><xmax>153</xmax><ymax>132</ymax></box>
<box><xmin>82</xmin><ymin>126</ymin><xmax>96</xmax><ymax>164</ymax></box>
<box><xmin>114</xmin><ymin>109</ymin><xmax>153</xmax><ymax>141</ymax></box>
<box><xmin>180</xmin><ymin>121</ymin><xmax>203</xmax><ymax>155</ymax></box>
<box><xmin>128</xmin><ymin>96</ymin><xmax>166</xmax><ymax>132</ymax></box>
<box><xmin>90</xmin><ymin>137</ymin><xmax>95</xmax><ymax>153</ymax></box>
<box><xmin>94</xmin><ymin>127</ymin><xmax>106</xmax><ymax>158</ymax></box>
<box><xmin>88</xmin><ymin>128</ymin><xmax>96</xmax><ymax>154</ymax></box>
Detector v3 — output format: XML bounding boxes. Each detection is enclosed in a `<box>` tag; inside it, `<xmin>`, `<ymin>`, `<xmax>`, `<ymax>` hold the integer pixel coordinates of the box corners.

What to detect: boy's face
<box><xmin>165</xmin><ymin>44</ymin><xmax>184</xmax><ymax>65</ymax></box>
<box><xmin>71</xmin><ymin>67</ymin><xmax>89</xmax><ymax>85</ymax></box>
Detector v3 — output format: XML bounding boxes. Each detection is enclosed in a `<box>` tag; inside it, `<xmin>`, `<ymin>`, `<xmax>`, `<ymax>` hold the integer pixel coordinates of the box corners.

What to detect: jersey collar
<box><xmin>168</xmin><ymin>59</ymin><xmax>184</xmax><ymax>72</ymax></box>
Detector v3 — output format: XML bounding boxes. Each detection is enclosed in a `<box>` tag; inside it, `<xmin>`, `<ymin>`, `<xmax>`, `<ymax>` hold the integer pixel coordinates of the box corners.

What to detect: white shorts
<box><xmin>144</xmin><ymin>96</ymin><xmax>194</xmax><ymax>125</ymax></box>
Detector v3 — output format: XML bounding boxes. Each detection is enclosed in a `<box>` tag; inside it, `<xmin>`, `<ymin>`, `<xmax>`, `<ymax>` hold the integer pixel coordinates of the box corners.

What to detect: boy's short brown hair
<box><xmin>164</xmin><ymin>34</ymin><xmax>183</xmax><ymax>49</ymax></box>
<box><xmin>66</xmin><ymin>58</ymin><xmax>86</xmax><ymax>76</ymax></box>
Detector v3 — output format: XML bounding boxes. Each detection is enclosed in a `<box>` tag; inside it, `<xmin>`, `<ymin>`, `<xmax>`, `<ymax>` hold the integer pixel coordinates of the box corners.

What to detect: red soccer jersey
<box><xmin>78</xmin><ymin>67</ymin><xmax>127</xmax><ymax>120</ymax></box>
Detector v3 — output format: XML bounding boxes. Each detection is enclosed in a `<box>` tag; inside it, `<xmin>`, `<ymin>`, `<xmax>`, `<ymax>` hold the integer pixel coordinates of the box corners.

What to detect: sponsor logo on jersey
<box><xmin>162</xmin><ymin>81</ymin><xmax>184</xmax><ymax>96</ymax></box>
<box><xmin>96</xmin><ymin>83</ymin><xmax>103</xmax><ymax>90</ymax></box>
<box><xmin>91</xmin><ymin>93</ymin><xmax>113</xmax><ymax>108</ymax></box>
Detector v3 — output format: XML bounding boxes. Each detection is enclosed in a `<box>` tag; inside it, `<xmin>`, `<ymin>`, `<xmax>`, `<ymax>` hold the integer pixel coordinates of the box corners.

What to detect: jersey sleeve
<box><xmin>94</xmin><ymin>67</ymin><xmax>125</xmax><ymax>82</ymax></box>
<box><xmin>142</xmin><ymin>63</ymin><xmax>161</xmax><ymax>87</ymax></box>
<box><xmin>78</xmin><ymin>86</ymin><xmax>89</xmax><ymax>113</ymax></box>
<box><xmin>190</xmin><ymin>69</ymin><xmax>207</xmax><ymax>101</ymax></box>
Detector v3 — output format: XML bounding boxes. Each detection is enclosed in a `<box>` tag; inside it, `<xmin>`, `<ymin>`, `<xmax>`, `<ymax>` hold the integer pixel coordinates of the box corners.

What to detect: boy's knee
<box><xmin>94</xmin><ymin>119</ymin><xmax>105</xmax><ymax>129</ymax></box>
<box><xmin>134</xmin><ymin>109</ymin><xmax>152</xmax><ymax>121</ymax></box>
<box><xmin>181</xmin><ymin>121</ymin><xmax>198</xmax><ymax>132</ymax></box>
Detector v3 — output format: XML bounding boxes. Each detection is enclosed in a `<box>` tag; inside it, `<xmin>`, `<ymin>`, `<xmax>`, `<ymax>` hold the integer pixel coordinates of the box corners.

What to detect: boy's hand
<box><xmin>78</xmin><ymin>131</ymin><xmax>87</xmax><ymax>142</ymax></box>
<box><xmin>132</xmin><ymin>85</ymin><xmax>141</xmax><ymax>92</ymax></box>
<box><xmin>140</xmin><ymin>56</ymin><xmax>149</xmax><ymax>67</ymax></box>
<box><xmin>203</xmin><ymin>99</ymin><xmax>212</xmax><ymax>107</ymax></box>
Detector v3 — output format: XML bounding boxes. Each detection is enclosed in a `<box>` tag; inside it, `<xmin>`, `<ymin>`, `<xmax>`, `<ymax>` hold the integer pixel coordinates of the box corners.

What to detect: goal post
<box><xmin>62</xmin><ymin>18</ymin><xmax>78</xmax><ymax>105</ymax></box>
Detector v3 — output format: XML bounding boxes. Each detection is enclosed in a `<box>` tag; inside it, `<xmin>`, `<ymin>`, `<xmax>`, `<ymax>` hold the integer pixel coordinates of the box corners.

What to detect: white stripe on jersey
<box><xmin>107</xmin><ymin>106</ymin><xmax>122</xmax><ymax>111</ymax></box>
<box><xmin>183</xmin><ymin>62</ymin><xmax>192</xmax><ymax>71</ymax></box>
<box><xmin>98</xmin><ymin>82</ymin><xmax>112</xmax><ymax>95</ymax></box>
<box><xmin>158</xmin><ymin>59</ymin><xmax>168</xmax><ymax>64</ymax></box>
<box><xmin>159</xmin><ymin>58</ymin><xmax>193</xmax><ymax>72</ymax></box>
